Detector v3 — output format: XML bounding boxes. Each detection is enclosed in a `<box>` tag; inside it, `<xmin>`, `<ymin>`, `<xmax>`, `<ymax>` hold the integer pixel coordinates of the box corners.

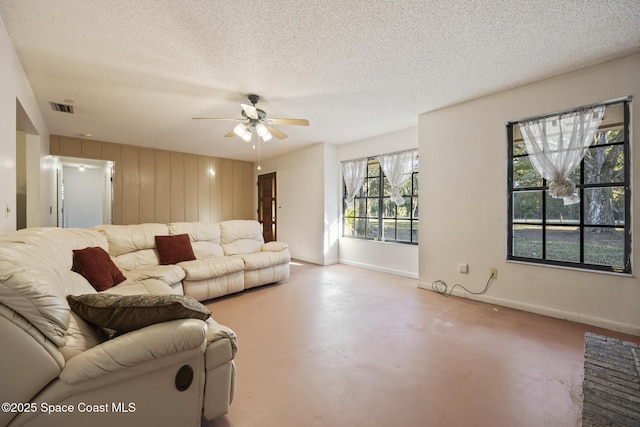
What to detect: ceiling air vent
<box><xmin>50</xmin><ymin>102</ymin><xmax>74</xmax><ymax>114</ymax></box>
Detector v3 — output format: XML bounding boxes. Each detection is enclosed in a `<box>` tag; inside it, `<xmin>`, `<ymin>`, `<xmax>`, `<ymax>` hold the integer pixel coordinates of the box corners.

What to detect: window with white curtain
<box><xmin>342</xmin><ymin>149</ymin><xmax>418</xmax><ymax>244</ymax></box>
<box><xmin>507</xmin><ymin>98</ymin><xmax>631</xmax><ymax>273</ymax></box>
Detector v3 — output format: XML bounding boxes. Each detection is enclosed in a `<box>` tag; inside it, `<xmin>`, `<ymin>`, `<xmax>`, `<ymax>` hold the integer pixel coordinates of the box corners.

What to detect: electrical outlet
<box><xmin>490</xmin><ymin>268</ymin><xmax>498</xmax><ymax>279</ymax></box>
<box><xmin>459</xmin><ymin>263</ymin><xmax>469</xmax><ymax>274</ymax></box>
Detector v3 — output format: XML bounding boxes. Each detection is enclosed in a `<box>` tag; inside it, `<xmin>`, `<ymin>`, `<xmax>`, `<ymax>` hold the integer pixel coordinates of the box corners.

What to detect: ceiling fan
<box><xmin>193</xmin><ymin>94</ymin><xmax>309</xmax><ymax>141</ymax></box>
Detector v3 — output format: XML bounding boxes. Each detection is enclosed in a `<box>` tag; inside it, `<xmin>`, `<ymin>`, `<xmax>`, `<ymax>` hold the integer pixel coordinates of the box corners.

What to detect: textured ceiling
<box><xmin>1</xmin><ymin>1</ymin><xmax>639</xmax><ymax>162</ymax></box>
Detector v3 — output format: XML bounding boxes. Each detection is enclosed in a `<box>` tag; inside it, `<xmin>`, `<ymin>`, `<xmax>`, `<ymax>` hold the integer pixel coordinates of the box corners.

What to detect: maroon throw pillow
<box><xmin>72</xmin><ymin>247</ymin><xmax>126</xmax><ymax>292</ymax></box>
<box><xmin>155</xmin><ymin>234</ymin><xmax>196</xmax><ymax>265</ymax></box>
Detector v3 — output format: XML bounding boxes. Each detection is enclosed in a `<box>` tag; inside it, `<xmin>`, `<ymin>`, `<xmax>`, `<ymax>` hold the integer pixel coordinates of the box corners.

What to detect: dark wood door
<box><xmin>257</xmin><ymin>172</ymin><xmax>276</xmax><ymax>242</ymax></box>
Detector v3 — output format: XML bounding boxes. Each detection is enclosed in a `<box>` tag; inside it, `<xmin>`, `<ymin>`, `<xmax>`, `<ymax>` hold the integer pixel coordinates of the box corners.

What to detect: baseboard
<box><xmin>417</xmin><ymin>281</ymin><xmax>640</xmax><ymax>336</ymax></box>
<box><xmin>291</xmin><ymin>255</ymin><xmax>326</xmax><ymax>266</ymax></box>
<box><xmin>340</xmin><ymin>260</ymin><xmax>419</xmax><ymax>279</ymax></box>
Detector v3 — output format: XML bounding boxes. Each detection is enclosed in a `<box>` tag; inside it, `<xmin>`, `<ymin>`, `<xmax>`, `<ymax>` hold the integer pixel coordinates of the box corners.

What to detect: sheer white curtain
<box><xmin>379</xmin><ymin>149</ymin><xmax>416</xmax><ymax>205</ymax></box>
<box><xmin>519</xmin><ymin>106</ymin><xmax>604</xmax><ymax>205</ymax></box>
<box><xmin>342</xmin><ymin>158</ymin><xmax>368</xmax><ymax>210</ymax></box>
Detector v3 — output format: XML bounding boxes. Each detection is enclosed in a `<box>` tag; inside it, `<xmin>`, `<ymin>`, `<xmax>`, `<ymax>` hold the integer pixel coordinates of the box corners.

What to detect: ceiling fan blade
<box><xmin>267</xmin><ymin>118</ymin><xmax>309</xmax><ymax>126</ymax></box>
<box><xmin>266</xmin><ymin>125</ymin><xmax>288</xmax><ymax>140</ymax></box>
<box><xmin>192</xmin><ymin>117</ymin><xmax>243</xmax><ymax>121</ymax></box>
<box><xmin>224</xmin><ymin>130</ymin><xmax>236</xmax><ymax>137</ymax></box>
<box><xmin>241</xmin><ymin>104</ymin><xmax>259</xmax><ymax>120</ymax></box>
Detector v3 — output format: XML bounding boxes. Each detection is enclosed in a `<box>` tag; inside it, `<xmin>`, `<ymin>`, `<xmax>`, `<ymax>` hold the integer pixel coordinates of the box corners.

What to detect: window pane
<box><xmin>513</xmin><ymin>138</ymin><xmax>527</xmax><ymax>156</ymax></box>
<box><xmin>396</xmin><ymin>220</ymin><xmax>412</xmax><ymax>242</ymax></box>
<box><xmin>396</xmin><ymin>201</ymin><xmax>410</xmax><ymax>219</ymax></box>
<box><xmin>546</xmin><ymin>226</ymin><xmax>580</xmax><ymax>262</ymax></box>
<box><xmin>584</xmin><ymin>227</ymin><xmax>625</xmax><ymax>267</ymax></box>
<box><xmin>399</xmin><ymin>177</ymin><xmax>413</xmax><ymax>195</ymax></box>
<box><xmin>513</xmin><ymin>157</ymin><xmax>542</xmax><ymax>188</ymax></box>
<box><xmin>344</xmin><ymin>207</ymin><xmax>354</xmax><ymax>218</ymax></box>
<box><xmin>584</xmin><ymin>187</ymin><xmax>624</xmax><ymax>225</ymax></box>
<box><xmin>413</xmin><ymin>174</ymin><xmax>419</xmax><ymax>195</ymax></box>
<box><xmin>412</xmin><ymin>198</ymin><xmax>419</xmax><ymax>219</ymax></box>
<box><xmin>584</xmin><ymin>144</ymin><xmax>624</xmax><ymax>184</ymax></box>
<box><xmin>354</xmin><ymin>198</ymin><xmax>365</xmax><ymax>217</ymax></box>
<box><xmin>368</xmin><ymin>163</ymin><xmax>380</xmax><ymax>177</ymax></box>
<box><xmin>382</xmin><ymin>198</ymin><xmax>395</xmax><ymax>218</ymax></box>
<box><xmin>513</xmin><ymin>225</ymin><xmax>542</xmax><ymax>258</ymax></box>
<box><xmin>358</xmin><ymin>179</ymin><xmax>368</xmax><ymax>197</ymax></box>
<box><xmin>383</xmin><ymin>219</ymin><xmax>396</xmax><ymax>240</ymax></box>
<box><xmin>367</xmin><ymin>178</ymin><xmax>379</xmax><ymax>196</ymax></box>
<box><xmin>343</xmin><ymin>218</ymin><xmax>355</xmax><ymax>236</ymax></box>
<box><xmin>366</xmin><ymin>218</ymin><xmax>378</xmax><ymax>239</ymax></box>
<box><xmin>383</xmin><ymin>177</ymin><xmax>392</xmax><ymax>196</ymax></box>
<box><xmin>366</xmin><ymin>199</ymin><xmax>379</xmax><ymax>218</ymax></box>
<box><xmin>353</xmin><ymin>218</ymin><xmax>366</xmax><ymax>237</ymax></box>
<box><xmin>513</xmin><ymin>191</ymin><xmax>542</xmax><ymax>223</ymax></box>
<box><xmin>412</xmin><ymin>221</ymin><xmax>419</xmax><ymax>243</ymax></box>
<box><xmin>546</xmin><ymin>195</ymin><xmax>579</xmax><ymax>224</ymax></box>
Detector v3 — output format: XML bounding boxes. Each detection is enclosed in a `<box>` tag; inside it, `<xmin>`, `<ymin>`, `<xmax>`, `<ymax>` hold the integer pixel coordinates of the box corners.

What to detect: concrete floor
<box><xmin>203</xmin><ymin>261</ymin><xmax>639</xmax><ymax>427</ymax></box>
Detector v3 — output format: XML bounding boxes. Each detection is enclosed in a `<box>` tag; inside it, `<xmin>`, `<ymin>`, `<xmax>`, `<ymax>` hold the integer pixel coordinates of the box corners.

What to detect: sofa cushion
<box><xmin>104</xmin><ymin>277</ymin><xmax>179</xmax><ymax>296</ymax></box>
<box><xmin>219</xmin><ymin>220</ymin><xmax>264</xmax><ymax>255</ymax></box>
<box><xmin>120</xmin><ymin>265</ymin><xmax>185</xmax><ymax>287</ymax></box>
<box><xmin>67</xmin><ymin>294</ymin><xmax>211</xmax><ymax>333</ymax></box>
<box><xmin>111</xmin><ymin>248</ymin><xmax>161</xmax><ymax>271</ymax></box>
<box><xmin>239</xmin><ymin>251</ymin><xmax>291</xmax><ymax>271</ymax></box>
<box><xmin>72</xmin><ymin>247</ymin><xmax>127</xmax><ymax>291</ymax></box>
<box><xmin>155</xmin><ymin>234</ymin><xmax>196</xmax><ymax>265</ymax></box>
<box><xmin>168</xmin><ymin>221</ymin><xmax>221</xmax><ymax>243</ymax></box>
<box><xmin>169</xmin><ymin>222</ymin><xmax>225</xmax><ymax>258</ymax></box>
<box><xmin>179</xmin><ymin>256</ymin><xmax>245</xmax><ymax>281</ymax></box>
<box><xmin>93</xmin><ymin>223</ymin><xmax>169</xmax><ymax>257</ymax></box>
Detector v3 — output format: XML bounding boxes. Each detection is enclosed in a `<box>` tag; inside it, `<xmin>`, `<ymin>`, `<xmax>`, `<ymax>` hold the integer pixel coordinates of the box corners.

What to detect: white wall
<box><xmin>0</xmin><ymin>16</ymin><xmax>52</xmax><ymax>234</ymax></box>
<box><xmin>337</xmin><ymin>126</ymin><xmax>419</xmax><ymax>278</ymax></box>
<box><xmin>419</xmin><ymin>53</ymin><xmax>640</xmax><ymax>335</ymax></box>
<box><xmin>25</xmin><ymin>133</ymin><xmax>42</xmax><ymax>227</ymax></box>
<box><xmin>323</xmin><ymin>143</ymin><xmax>339</xmax><ymax>265</ymax></box>
<box><xmin>258</xmin><ymin>143</ymin><xmax>338</xmax><ymax>265</ymax></box>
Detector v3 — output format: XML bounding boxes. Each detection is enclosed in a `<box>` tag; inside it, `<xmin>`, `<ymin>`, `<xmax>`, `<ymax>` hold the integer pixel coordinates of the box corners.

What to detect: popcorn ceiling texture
<box><xmin>0</xmin><ymin>0</ymin><xmax>638</xmax><ymax>160</ymax></box>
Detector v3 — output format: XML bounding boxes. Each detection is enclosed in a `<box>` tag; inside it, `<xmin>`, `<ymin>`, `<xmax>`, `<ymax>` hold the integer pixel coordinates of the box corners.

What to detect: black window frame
<box><xmin>342</xmin><ymin>155</ymin><xmax>419</xmax><ymax>245</ymax></box>
<box><xmin>507</xmin><ymin>98</ymin><xmax>631</xmax><ymax>274</ymax></box>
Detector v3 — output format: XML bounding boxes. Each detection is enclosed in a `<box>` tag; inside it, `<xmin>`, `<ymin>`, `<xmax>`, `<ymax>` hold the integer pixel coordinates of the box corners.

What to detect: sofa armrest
<box><xmin>206</xmin><ymin>317</ymin><xmax>238</xmax><ymax>357</ymax></box>
<box><xmin>262</xmin><ymin>241</ymin><xmax>288</xmax><ymax>252</ymax></box>
<box><xmin>60</xmin><ymin>318</ymin><xmax>207</xmax><ymax>384</ymax></box>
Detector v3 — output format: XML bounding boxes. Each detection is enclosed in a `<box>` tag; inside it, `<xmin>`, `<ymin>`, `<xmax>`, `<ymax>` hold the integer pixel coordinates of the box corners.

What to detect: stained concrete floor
<box><xmin>203</xmin><ymin>261</ymin><xmax>639</xmax><ymax>427</ymax></box>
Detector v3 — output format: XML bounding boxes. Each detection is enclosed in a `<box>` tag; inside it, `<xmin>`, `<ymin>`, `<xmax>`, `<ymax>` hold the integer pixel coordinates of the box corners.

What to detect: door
<box><xmin>257</xmin><ymin>172</ymin><xmax>276</xmax><ymax>242</ymax></box>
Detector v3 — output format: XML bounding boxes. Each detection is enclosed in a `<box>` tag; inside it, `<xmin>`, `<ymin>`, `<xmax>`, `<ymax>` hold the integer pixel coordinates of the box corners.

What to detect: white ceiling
<box><xmin>1</xmin><ymin>1</ymin><xmax>639</xmax><ymax>163</ymax></box>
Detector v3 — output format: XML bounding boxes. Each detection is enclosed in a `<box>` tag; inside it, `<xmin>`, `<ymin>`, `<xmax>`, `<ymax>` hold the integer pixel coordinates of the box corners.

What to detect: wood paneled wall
<box><xmin>50</xmin><ymin>136</ymin><xmax>255</xmax><ymax>225</ymax></box>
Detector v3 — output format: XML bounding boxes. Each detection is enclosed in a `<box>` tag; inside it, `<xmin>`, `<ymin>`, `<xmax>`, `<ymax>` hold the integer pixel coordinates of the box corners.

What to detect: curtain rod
<box><xmin>341</xmin><ymin>148</ymin><xmax>418</xmax><ymax>164</ymax></box>
<box><xmin>506</xmin><ymin>95</ymin><xmax>632</xmax><ymax>125</ymax></box>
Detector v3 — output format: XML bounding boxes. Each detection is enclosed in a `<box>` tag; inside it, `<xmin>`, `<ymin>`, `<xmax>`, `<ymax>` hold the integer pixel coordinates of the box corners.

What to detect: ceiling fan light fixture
<box><xmin>234</xmin><ymin>123</ymin><xmax>249</xmax><ymax>137</ymax></box>
<box><xmin>255</xmin><ymin>123</ymin><xmax>268</xmax><ymax>137</ymax></box>
<box><xmin>193</xmin><ymin>94</ymin><xmax>308</xmax><ymax>143</ymax></box>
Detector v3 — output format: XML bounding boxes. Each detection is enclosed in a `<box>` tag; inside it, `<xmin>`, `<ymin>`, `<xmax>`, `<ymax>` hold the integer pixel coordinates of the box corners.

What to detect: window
<box><xmin>507</xmin><ymin>99</ymin><xmax>631</xmax><ymax>273</ymax></box>
<box><xmin>343</xmin><ymin>152</ymin><xmax>419</xmax><ymax>244</ymax></box>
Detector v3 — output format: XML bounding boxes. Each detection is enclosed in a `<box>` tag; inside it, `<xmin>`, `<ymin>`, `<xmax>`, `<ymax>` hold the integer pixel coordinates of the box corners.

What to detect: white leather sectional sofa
<box><xmin>0</xmin><ymin>220</ymin><xmax>290</xmax><ymax>427</ymax></box>
<box><xmin>93</xmin><ymin>220</ymin><xmax>291</xmax><ymax>301</ymax></box>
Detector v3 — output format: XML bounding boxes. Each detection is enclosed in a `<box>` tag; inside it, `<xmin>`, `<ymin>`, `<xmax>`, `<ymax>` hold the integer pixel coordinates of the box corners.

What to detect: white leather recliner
<box><xmin>0</xmin><ymin>227</ymin><xmax>237</xmax><ymax>427</ymax></box>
